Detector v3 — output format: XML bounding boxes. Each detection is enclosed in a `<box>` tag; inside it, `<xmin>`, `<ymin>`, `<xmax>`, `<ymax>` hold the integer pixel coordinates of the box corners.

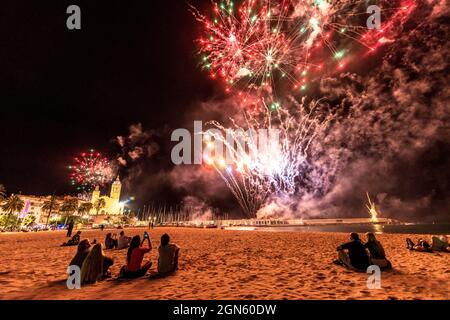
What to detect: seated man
<box><xmin>335</xmin><ymin>233</ymin><xmax>370</xmax><ymax>271</ymax></box>
<box><xmin>117</xmin><ymin>231</ymin><xmax>131</xmax><ymax>250</ymax></box>
<box><xmin>157</xmin><ymin>233</ymin><xmax>180</xmax><ymax>274</ymax></box>
<box><xmin>62</xmin><ymin>231</ymin><xmax>82</xmax><ymax>247</ymax></box>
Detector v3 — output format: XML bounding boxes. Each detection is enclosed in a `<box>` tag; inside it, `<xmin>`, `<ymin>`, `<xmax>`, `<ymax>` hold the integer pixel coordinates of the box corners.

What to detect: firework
<box><xmin>192</xmin><ymin>0</ymin><xmax>416</xmax><ymax>97</ymax></box>
<box><xmin>366</xmin><ymin>192</ymin><xmax>380</xmax><ymax>222</ymax></box>
<box><xmin>202</xmin><ymin>98</ymin><xmax>335</xmax><ymax>217</ymax></box>
<box><xmin>68</xmin><ymin>150</ymin><xmax>115</xmax><ymax>191</ymax></box>
<box><xmin>191</xmin><ymin>0</ymin><xmax>417</xmax><ymax>217</ymax></box>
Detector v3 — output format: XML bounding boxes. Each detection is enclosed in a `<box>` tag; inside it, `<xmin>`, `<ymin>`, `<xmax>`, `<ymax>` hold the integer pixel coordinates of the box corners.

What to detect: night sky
<box><xmin>0</xmin><ymin>0</ymin><xmax>213</xmax><ymax>197</ymax></box>
<box><xmin>0</xmin><ymin>1</ymin><xmax>449</xmax><ymax>221</ymax></box>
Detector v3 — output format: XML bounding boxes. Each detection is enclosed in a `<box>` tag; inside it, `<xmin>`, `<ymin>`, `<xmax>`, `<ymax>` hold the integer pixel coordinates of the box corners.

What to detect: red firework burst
<box><xmin>68</xmin><ymin>149</ymin><xmax>115</xmax><ymax>191</ymax></box>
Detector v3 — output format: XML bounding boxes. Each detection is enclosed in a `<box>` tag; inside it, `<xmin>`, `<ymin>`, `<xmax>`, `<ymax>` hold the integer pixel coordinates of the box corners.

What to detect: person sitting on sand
<box><xmin>334</xmin><ymin>233</ymin><xmax>370</xmax><ymax>271</ymax></box>
<box><xmin>117</xmin><ymin>231</ymin><xmax>131</xmax><ymax>250</ymax></box>
<box><xmin>105</xmin><ymin>233</ymin><xmax>118</xmax><ymax>250</ymax></box>
<box><xmin>61</xmin><ymin>231</ymin><xmax>82</xmax><ymax>247</ymax></box>
<box><xmin>119</xmin><ymin>233</ymin><xmax>152</xmax><ymax>279</ymax></box>
<box><xmin>80</xmin><ymin>243</ymin><xmax>114</xmax><ymax>284</ymax></box>
<box><xmin>431</xmin><ymin>235</ymin><xmax>450</xmax><ymax>252</ymax></box>
<box><xmin>69</xmin><ymin>239</ymin><xmax>92</xmax><ymax>269</ymax></box>
<box><xmin>364</xmin><ymin>233</ymin><xmax>392</xmax><ymax>270</ymax></box>
<box><xmin>406</xmin><ymin>238</ymin><xmax>433</xmax><ymax>252</ymax></box>
<box><xmin>157</xmin><ymin>233</ymin><xmax>180</xmax><ymax>274</ymax></box>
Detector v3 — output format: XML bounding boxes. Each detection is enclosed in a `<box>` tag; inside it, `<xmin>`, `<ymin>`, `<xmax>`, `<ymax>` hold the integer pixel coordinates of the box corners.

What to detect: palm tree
<box><xmin>42</xmin><ymin>196</ymin><xmax>59</xmax><ymax>228</ymax></box>
<box><xmin>60</xmin><ymin>196</ymin><xmax>79</xmax><ymax>226</ymax></box>
<box><xmin>22</xmin><ymin>214</ymin><xmax>36</xmax><ymax>227</ymax></box>
<box><xmin>93</xmin><ymin>198</ymin><xmax>106</xmax><ymax>215</ymax></box>
<box><xmin>1</xmin><ymin>194</ymin><xmax>25</xmax><ymax>230</ymax></box>
<box><xmin>78</xmin><ymin>202</ymin><xmax>93</xmax><ymax>216</ymax></box>
<box><xmin>0</xmin><ymin>184</ymin><xmax>6</xmax><ymax>201</ymax></box>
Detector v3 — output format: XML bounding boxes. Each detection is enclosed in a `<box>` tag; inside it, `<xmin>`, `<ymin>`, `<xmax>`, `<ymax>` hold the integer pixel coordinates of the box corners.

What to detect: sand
<box><xmin>0</xmin><ymin>227</ymin><xmax>448</xmax><ymax>300</ymax></box>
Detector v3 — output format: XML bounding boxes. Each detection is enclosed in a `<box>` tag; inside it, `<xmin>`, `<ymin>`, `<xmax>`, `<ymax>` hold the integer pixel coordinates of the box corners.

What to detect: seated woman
<box><xmin>80</xmin><ymin>243</ymin><xmax>114</xmax><ymax>284</ymax></box>
<box><xmin>406</xmin><ymin>238</ymin><xmax>433</xmax><ymax>252</ymax></box>
<box><xmin>119</xmin><ymin>233</ymin><xmax>152</xmax><ymax>279</ymax></box>
<box><xmin>61</xmin><ymin>231</ymin><xmax>82</xmax><ymax>247</ymax></box>
<box><xmin>105</xmin><ymin>233</ymin><xmax>118</xmax><ymax>250</ymax></box>
<box><xmin>334</xmin><ymin>233</ymin><xmax>370</xmax><ymax>271</ymax></box>
<box><xmin>69</xmin><ymin>239</ymin><xmax>92</xmax><ymax>269</ymax></box>
<box><xmin>364</xmin><ymin>233</ymin><xmax>392</xmax><ymax>270</ymax></box>
<box><xmin>431</xmin><ymin>235</ymin><xmax>450</xmax><ymax>252</ymax></box>
<box><xmin>157</xmin><ymin>233</ymin><xmax>180</xmax><ymax>275</ymax></box>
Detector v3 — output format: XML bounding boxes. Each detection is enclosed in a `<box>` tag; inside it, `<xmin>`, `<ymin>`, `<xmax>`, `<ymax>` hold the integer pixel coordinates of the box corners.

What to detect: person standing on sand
<box><xmin>157</xmin><ymin>233</ymin><xmax>180</xmax><ymax>274</ymax></box>
<box><xmin>66</xmin><ymin>222</ymin><xmax>74</xmax><ymax>238</ymax></box>
<box><xmin>334</xmin><ymin>233</ymin><xmax>370</xmax><ymax>271</ymax></box>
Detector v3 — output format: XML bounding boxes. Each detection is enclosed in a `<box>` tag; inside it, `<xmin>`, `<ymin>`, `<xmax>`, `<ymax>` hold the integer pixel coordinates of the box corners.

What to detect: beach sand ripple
<box><xmin>0</xmin><ymin>228</ymin><xmax>448</xmax><ymax>300</ymax></box>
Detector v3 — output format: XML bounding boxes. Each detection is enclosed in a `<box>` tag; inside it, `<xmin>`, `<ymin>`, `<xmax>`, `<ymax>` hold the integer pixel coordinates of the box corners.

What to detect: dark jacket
<box><xmin>340</xmin><ymin>240</ymin><xmax>370</xmax><ymax>270</ymax></box>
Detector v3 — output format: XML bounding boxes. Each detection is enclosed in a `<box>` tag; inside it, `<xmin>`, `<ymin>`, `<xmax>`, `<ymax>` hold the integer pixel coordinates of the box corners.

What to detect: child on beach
<box><xmin>66</xmin><ymin>222</ymin><xmax>74</xmax><ymax>238</ymax></box>
<box><xmin>334</xmin><ymin>233</ymin><xmax>370</xmax><ymax>271</ymax></box>
<box><xmin>157</xmin><ymin>233</ymin><xmax>180</xmax><ymax>274</ymax></box>
<box><xmin>80</xmin><ymin>243</ymin><xmax>114</xmax><ymax>284</ymax></box>
<box><xmin>119</xmin><ymin>233</ymin><xmax>152</xmax><ymax>279</ymax></box>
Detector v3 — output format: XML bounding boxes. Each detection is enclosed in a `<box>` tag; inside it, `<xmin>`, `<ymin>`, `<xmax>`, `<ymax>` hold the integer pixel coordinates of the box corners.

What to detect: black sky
<box><xmin>0</xmin><ymin>1</ymin><xmax>449</xmax><ymax>221</ymax></box>
<box><xmin>0</xmin><ymin>0</ymin><xmax>214</xmax><ymax>198</ymax></box>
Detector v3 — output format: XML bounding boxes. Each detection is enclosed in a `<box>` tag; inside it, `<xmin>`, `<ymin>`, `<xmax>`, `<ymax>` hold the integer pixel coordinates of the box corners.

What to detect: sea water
<box><xmin>254</xmin><ymin>223</ymin><xmax>450</xmax><ymax>235</ymax></box>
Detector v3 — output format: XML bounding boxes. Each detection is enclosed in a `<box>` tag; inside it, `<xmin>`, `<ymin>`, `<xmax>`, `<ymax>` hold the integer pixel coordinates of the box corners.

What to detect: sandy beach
<box><xmin>0</xmin><ymin>227</ymin><xmax>448</xmax><ymax>300</ymax></box>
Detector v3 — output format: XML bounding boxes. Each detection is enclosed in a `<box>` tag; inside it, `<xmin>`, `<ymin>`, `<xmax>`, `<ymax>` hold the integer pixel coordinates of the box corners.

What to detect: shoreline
<box><xmin>0</xmin><ymin>227</ymin><xmax>449</xmax><ymax>300</ymax></box>
<box><xmin>4</xmin><ymin>221</ymin><xmax>450</xmax><ymax>236</ymax></box>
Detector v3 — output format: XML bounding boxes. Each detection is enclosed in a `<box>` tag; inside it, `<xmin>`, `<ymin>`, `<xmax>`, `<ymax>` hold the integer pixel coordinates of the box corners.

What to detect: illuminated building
<box><xmin>90</xmin><ymin>176</ymin><xmax>124</xmax><ymax>215</ymax></box>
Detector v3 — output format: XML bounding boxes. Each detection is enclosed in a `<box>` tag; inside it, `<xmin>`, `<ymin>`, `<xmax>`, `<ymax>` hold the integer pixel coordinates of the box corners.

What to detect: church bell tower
<box><xmin>110</xmin><ymin>176</ymin><xmax>122</xmax><ymax>200</ymax></box>
<box><xmin>91</xmin><ymin>186</ymin><xmax>100</xmax><ymax>203</ymax></box>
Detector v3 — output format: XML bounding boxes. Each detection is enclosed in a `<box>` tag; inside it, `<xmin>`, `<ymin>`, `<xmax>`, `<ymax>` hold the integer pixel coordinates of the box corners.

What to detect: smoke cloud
<box><xmin>115</xmin><ymin>1</ymin><xmax>449</xmax><ymax>222</ymax></box>
<box><xmin>285</xmin><ymin>0</ymin><xmax>450</xmax><ymax>221</ymax></box>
